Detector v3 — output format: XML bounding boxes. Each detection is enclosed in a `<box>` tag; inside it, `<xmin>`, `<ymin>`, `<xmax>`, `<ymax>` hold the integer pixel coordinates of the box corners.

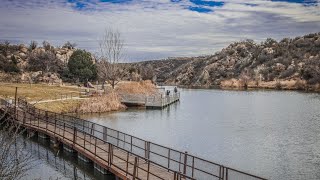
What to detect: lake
<box><xmin>81</xmin><ymin>88</ymin><xmax>320</xmax><ymax>180</ymax></box>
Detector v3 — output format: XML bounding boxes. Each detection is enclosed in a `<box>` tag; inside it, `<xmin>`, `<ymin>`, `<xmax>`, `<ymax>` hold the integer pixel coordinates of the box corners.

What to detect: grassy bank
<box><xmin>34</xmin><ymin>99</ymin><xmax>83</xmax><ymax>114</ymax></box>
<box><xmin>0</xmin><ymin>83</ymin><xmax>80</xmax><ymax>101</ymax></box>
<box><xmin>1</xmin><ymin>81</ymin><xmax>158</xmax><ymax>114</ymax></box>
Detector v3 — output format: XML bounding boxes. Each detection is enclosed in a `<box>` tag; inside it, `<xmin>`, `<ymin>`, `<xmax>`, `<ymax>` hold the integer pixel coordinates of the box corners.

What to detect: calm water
<box><xmin>80</xmin><ymin>88</ymin><xmax>320</xmax><ymax>180</ymax></box>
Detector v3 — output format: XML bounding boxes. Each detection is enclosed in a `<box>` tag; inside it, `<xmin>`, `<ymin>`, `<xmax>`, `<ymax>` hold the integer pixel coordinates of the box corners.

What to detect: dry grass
<box><xmin>0</xmin><ymin>83</ymin><xmax>80</xmax><ymax>101</ymax></box>
<box><xmin>116</xmin><ymin>80</ymin><xmax>158</xmax><ymax>95</ymax></box>
<box><xmin>35</xmin><ymin>99</ymin><xmax>83</xmax><ymax>114</ymax></box>
<box><xmin>78</xmin><ymin>92</ymin><xmax>126</xmax><ymax>113</ymax></box>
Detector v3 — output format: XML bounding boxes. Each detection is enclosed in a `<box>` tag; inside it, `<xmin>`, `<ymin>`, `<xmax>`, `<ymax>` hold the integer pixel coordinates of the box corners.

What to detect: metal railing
<box><xmin>1</xmin><ymin>98</ymin><xmax>267</xmax><ymax>180</ymax></box>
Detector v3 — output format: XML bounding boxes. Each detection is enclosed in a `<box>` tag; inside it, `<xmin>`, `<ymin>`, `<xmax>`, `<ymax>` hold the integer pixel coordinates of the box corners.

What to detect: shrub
<box><xmin>67</xmin><ymin>49</ymin><xmax>97</xmax><ymax>82</ymax></box>
<box><xmin>63</xmin><ymin>41</ymin><xmax>76</xmax><ymax>49</ymax></box>
<box><xmin>279</xmin><ymin>68</ymin><xmax>295</xmax><ymax>78</ymax></box>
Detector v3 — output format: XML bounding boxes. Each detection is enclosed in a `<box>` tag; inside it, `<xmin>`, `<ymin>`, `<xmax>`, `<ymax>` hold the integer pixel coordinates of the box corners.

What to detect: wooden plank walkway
<box><xmin>13</xmin><ymin>115</ymin><xmax>178</xmax><ymax>180</ymax></box>
<box><xmin>0</xmin><ymin>98</ymin><xmax>267</xmax><ymax>180</ymax></box>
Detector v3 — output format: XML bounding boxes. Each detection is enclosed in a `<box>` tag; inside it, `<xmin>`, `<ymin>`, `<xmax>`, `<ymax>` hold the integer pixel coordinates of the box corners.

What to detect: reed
<box><xmin>78</xmin><ymin>92</ymin><xmax>126</xmax><ymax>113</ymax></box>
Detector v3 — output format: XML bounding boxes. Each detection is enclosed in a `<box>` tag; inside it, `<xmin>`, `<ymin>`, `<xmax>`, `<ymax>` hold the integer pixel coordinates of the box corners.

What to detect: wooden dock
<box><xmin>120</xmin><ymin>93</ymin><xmax>180</xmax><ymax>109</ymax></box>
<box><xmin>0</xmin><ymin>98</ymin><xmax>267</xmax><ymax>180</ymax></box>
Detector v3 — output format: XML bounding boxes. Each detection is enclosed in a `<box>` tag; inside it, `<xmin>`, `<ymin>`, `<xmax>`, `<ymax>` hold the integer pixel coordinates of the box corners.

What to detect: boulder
<box><xmin>315</xmin><ymin>38</ymin><xmax>320</xmax><ymax>47</ymax></box>
<box><xmin>18</xmin><ymin>52</ymin><xmax>27</xmax><ymax>59</ymax></box>
<box><xmin>275</xmin><ymin>63</ymin><xmax>286</xmax><ymax>71</ymax></box>
<box><xmin>20</xmin><ymin>47</ymin><xmax>28</xmax><ymax>53</ymax></box>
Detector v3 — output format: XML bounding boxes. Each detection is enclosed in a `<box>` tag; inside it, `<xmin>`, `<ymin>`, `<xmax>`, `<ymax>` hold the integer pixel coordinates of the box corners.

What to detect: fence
<box><xmin>1</xmin><ymin>98</ymin><xmax>267</xmax><ymax>180</ymax></box>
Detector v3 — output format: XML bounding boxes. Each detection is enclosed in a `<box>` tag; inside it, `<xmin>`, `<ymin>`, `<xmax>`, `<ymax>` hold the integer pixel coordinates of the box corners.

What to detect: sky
<box><xmin>0</xmin><ymin>0</ymin><xmax>320</xmax><ymax>61</ymax></box>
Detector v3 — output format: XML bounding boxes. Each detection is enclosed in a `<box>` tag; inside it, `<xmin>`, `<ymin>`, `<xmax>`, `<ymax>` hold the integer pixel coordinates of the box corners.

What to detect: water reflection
<box><xmin>19</xmin><ymin>135</ymin><xmax>115</xmax><ymax>180</ymax></box>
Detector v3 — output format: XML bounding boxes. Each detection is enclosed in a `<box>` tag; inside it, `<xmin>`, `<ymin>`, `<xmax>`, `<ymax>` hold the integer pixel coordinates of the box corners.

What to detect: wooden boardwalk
<box><xmin>0</xmin><ymin>98</ymin><xmax>267</xmax><ymax>180</ymax></box>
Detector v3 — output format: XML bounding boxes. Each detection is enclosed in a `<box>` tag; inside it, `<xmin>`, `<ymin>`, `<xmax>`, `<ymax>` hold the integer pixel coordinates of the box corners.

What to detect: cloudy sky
<box><xmin>1</xmin><ymin>0</ymin><xmax>320</xmax><ymax>61</ymax></box>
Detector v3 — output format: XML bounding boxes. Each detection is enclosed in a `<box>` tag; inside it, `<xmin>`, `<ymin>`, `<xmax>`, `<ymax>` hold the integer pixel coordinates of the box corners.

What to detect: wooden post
<box><xmin>133</xmin><ymin>157</ymin><xmax>138</xmax><ymax>180</ymax></box>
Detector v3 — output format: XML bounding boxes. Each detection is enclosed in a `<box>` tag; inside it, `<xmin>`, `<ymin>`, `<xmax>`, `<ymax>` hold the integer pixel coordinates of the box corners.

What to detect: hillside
<box><xmin>1</xmin><ymin>32</ymin><xmax>320</xmax><ymax>91</ymax></box>
<box><xmin>130</xmin><ymin>32</ymin><xmax>320</xmax><ymax>91</ymax></box>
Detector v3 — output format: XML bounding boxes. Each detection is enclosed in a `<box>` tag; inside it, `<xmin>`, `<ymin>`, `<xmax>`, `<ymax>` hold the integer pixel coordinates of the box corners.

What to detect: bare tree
<box><xmin>0</xmin><ymin>102</ymin><xmax>34</xmax><ymax>179</ymax></box>
<box><xmin>98</xmin><ymin>29</ymin><xmax>127</xmax><ymax>89</ymax></box>
<box><xmin>28</xmin><ymin>51</ymin><xmax>63</xmax><ymax>73</ymax></box>
<box><xmin>29</xmin><ymin>41</ymin><xmax>38</xmax><ymax>51</ymax></box>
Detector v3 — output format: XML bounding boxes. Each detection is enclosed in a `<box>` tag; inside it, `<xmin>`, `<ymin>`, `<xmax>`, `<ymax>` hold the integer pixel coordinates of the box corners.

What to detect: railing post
<box><xmin>63</xmin><ymin>123</ymin><xmax>65</xmax><ymax>139</ymax></box>
<box><xmin>117</xmin><ymin>131</ymin><xmax>119</xmax><ymax>147</ymax></box>
<box><xmin>168</xmin><ymin>149</ymin><xmax>171</xmax><ymax>171</ymax></box>
<box><xmin>126</xmin><ymin>151</ymin><xmax>129</xmax><ymax>176</ymax></box>
<box><xmin>45</xmin><ymin>111</ymin><xmax>48</xmax><ymax>130</ymax></box>
<box><xmin>84</xmin><ymin>131</ymin><xmax>86</xmax><ymax>149</ymax></box>
<box><xmin>37</xmin><ymin>113</ymin><xmax>39</xmax><ymax>128</ymax></box>
<box><xmin>108</xmin><ymin>143</ymin><xmax>113</xmax><ymax>166</ymax></box>
<box><xmin>226</xmin><ymin>168</ymin><xmax>228</xmax><ymax>180</ymax></box>
<box><xmin>133</xmin><ymin>157</ymin><xmax>138</xmax><ymax>180</ymax></box>
<box><xmin>147</xmin><ymin>160</ymin><xmax>150</xmax><ymax>180</ymax></box>
<box><xmin>183</xmin><ymin>151</ymin><xmax>188</xmax><ymax>175</ymax></box>
<box><xmin>73</xmin><ymin>127</ymin><xmax>76</xmax><ymax>144</ymax></box>
<box><xmin>130</xmin><ymin>136</ymin><xmax>133</xmax><ymax>152</ymax></box>
<box><xmin>94</xmin><ymin>138</ymin><xmax>97</xmax><ymax>154</ymax></box>
<box><xmin>192</xmin><ymin>156</ymin><xmax>195</xmax><ymax>177</ymax></box>
<box><xmin>23</xmin><ymin>111</ymin><xmax>26</xmax><ymax>124</ymax></box>
<box><xmin>54</xmin><ymin>119</ymin><xmax>57</xmax><ymax>134</ymax></box>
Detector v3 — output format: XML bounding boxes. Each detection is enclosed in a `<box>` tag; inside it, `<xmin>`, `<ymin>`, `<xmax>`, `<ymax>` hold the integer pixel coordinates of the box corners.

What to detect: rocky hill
<box><xmin>130</xmin><ymin>32</ymin><xmax>320</xmax><ymax>91</ymax></box>
<box><xmin>0</xmin><ymin>42</ymin><xmax>76</xmax><ymax>83</ymax></box>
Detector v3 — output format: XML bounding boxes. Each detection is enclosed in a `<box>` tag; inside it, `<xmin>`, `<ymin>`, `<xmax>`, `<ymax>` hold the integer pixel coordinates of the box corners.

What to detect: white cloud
<box><xmin>0</xmin><ymin>0</ymin><xmax>319</xmax><ymax>61</ymax></box>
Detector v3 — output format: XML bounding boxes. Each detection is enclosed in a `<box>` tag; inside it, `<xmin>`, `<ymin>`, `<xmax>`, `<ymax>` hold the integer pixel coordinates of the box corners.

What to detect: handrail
<box><xmin>3</xmin><ymin>98</ymin><xmax>268</xmax><ymax>180</ymax></box>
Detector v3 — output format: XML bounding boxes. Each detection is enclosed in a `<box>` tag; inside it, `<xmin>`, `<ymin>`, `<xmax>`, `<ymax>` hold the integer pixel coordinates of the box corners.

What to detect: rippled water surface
<box><xmin>81</xmin><ymin>89</ymin><xmax>320</xmax><ymax>180</ymax></box>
